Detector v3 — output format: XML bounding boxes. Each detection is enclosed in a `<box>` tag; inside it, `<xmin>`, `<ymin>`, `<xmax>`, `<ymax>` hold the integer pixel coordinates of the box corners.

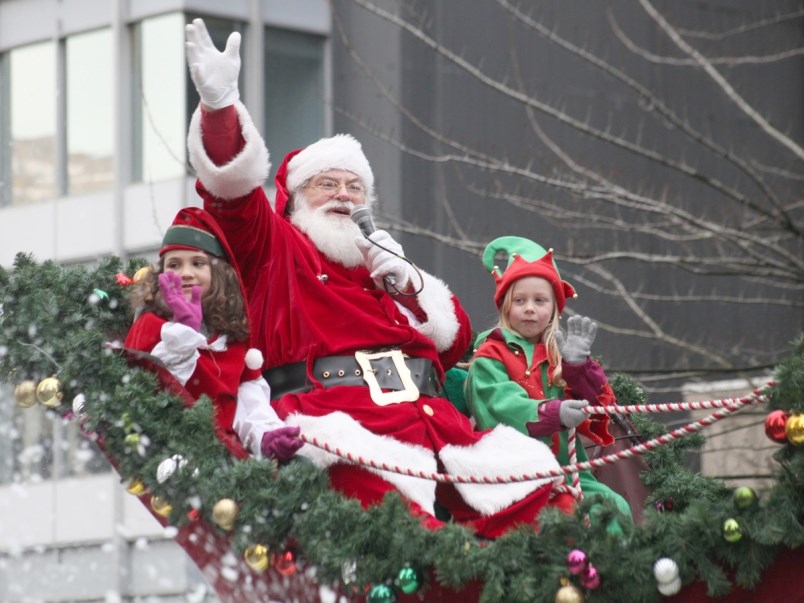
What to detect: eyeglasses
<box><xmin>306</xmin><ymin>180</ymin><xmax>366</xmax><ymax>196</ymax></box>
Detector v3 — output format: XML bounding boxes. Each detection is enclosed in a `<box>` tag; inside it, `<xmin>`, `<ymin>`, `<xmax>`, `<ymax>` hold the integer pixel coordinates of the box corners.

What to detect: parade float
<box><xmin>1</xmin><ymin>254</ymin><xmax>802</xmax><ymax>602</ymax></box>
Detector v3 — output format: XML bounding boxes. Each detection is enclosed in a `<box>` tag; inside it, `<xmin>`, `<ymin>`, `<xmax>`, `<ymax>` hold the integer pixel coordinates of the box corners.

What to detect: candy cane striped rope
<box><xmin>581</xmin><ymin>386</ymin><xmax>773</xmax><ymax>415</ymax></box>
<box><xmin>297</xmin><ymin>387</ymin><xmax>770</xmax><ymax>485</ymax></box>
<box><xmin>567</xmin><ymin>427</ymin><xmax>581</xmax><ymax>498</ymax></box>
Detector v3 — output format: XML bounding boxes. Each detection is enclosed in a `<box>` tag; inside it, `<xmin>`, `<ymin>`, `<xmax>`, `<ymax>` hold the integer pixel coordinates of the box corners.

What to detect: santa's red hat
<box><xmin>284</xmin><ymin>134</ymin><xmax>374</xmax><ymax>198</ymax></box>
<box><xmin>483</xmin><ymin>236</ymin><xmax>576</xmax><ymax>312</ymax></box>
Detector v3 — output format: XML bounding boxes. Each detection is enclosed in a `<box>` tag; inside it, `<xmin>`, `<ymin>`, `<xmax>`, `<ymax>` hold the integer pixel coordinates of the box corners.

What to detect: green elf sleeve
<box><xmin>464</xmin><ymin>355</ymin><xmax>540</xmax><ymax>435</ymax></box>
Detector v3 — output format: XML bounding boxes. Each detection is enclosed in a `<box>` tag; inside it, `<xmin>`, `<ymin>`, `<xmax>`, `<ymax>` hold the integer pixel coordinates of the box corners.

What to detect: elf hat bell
<box><xmin>482</xmin><ymin>236</ymin><xmax>576</xmax><ymax>312</ymax></box>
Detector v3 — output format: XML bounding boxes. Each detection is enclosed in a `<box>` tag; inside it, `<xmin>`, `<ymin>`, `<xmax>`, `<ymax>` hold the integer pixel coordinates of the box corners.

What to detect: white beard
<box><xmin>290</xmin><ymin>196</ymin><xmax>365</xmax><ymax>268</ymax></box>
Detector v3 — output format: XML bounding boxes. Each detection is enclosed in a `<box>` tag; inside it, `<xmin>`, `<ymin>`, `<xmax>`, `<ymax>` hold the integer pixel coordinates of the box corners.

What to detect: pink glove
<box><xmin>159</xmin><ymin>271</ymin><xmax>203</xmax><ymax>331</ymax></box>
<box><xmin>260</xmin><ymin>426</ymin><xmax>303</xmax><ymax>462</ymax></box>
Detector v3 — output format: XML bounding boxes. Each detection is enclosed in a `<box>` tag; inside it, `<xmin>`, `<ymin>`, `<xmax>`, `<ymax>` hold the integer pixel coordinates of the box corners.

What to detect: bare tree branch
<box><xmin>639</xmin><ymin>0</ymin><xmax>804</xmax><ymax>162</ymax></box>
<box><xmin>609</xmin><ymin>11</ymin><xmax>804</xmax><ymax>66</ymax></box>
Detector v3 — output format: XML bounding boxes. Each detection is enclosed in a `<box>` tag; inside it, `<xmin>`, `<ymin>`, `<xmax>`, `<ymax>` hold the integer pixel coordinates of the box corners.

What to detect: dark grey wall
<box><xmin>331</xmin><ymin>0</ymin><xmax>803</xmax><ymax>393</ymax></box>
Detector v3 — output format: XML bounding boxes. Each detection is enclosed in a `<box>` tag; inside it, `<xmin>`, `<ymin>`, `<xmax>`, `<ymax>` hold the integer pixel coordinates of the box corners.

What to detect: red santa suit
<box><xmin>187</xmin><ymin>103</ymin><xmax>571</xmax><ymax>537</ymax></box>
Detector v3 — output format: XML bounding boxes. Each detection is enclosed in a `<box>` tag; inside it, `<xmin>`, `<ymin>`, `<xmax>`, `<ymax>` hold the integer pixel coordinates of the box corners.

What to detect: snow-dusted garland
<box><xmin>296</xmin><ymin>387</ymin><xmax>770</xmax><ymax>485</ymax></box>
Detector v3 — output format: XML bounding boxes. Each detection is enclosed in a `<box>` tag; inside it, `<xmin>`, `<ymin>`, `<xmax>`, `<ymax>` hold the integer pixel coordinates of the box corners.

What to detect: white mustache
<box><xmin>318</xmin><ymin>200</ymin><xmax>355</xmax><ymax>215</ymax></box>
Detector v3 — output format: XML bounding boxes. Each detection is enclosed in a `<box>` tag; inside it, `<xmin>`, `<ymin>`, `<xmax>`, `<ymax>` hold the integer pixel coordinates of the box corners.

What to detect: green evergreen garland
<box><xmin>0</xmin><ymin>253</ymin><xmax>802</xmax><ymax>603</ymax></box>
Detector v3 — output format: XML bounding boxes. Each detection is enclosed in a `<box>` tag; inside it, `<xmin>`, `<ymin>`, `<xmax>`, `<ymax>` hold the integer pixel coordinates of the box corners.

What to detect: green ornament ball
<box><xmin>733</xmin><ymin>486</ymin><xmax>758</xmax><ymax>509</ymax></box>
<box><xmin>395</xmin><ymin>566</ymin><xmax>423</xmax><ymax>594</ymax></box>
<box><xmin>723</xmin><ymin>518</ymin><xmax>742</xmax><ymax>543</ymax></box>
<box><xmin>366</xmin><ymin>583</ymin><xmax>397</xmax><ymax>603</ymax></box>
<box><xmin>124</xmin><ymin>433</ymin><xmax>141</xmax><ymax>448</ymax></box>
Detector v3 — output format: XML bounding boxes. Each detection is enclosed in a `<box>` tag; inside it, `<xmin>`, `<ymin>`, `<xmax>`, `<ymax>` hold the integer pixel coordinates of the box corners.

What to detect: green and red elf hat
<box><xmin>482</xmin><ymin>236</ymin><xmax>577</xmax><ymax>312</ymax></box>
<box><xmin>160</xmin><ymin>207</ymin><xmax>228</xmax><ymax>258</ymax></box>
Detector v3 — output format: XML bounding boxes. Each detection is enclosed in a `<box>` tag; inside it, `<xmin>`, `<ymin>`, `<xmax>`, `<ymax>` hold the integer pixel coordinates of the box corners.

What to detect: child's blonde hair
<box><xmin>498</xmin><ymin>285</ymin><xmax>566</xmax><ymax>387</ymax></box>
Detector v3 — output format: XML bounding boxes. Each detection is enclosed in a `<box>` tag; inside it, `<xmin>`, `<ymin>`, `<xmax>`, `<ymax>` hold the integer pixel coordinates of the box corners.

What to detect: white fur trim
<box><xmin>286</xmin><ymin>134</ymin><xmax>374</xmax><ymax>195</ymax></box>
<box><xmin>439</xmin><ymin>425</ymin><xmax>562</xmax><ymax>516</ymax></box>
<box><xmin>151</xmin><ymin>322</ymin><xmax>206</xmax><ymax>385</ymax></box>
<box><xmin>244</xmin><ymin>348</ymin><xmax>263</xmax><ymax>370</ymax></box>
<box><xmin>284</xmin><ymin>411</ymin><xmax>437</xmax><ymax>516</ymax></box>
<box><xmin>412</xmin><ymin>270</ymin><xmax>461</xmax><ymax>353</ymax></box>
<box><xmin>233</xmin><ymin>378</ymin><xmax>283</xmax><ymax>457</ymax></box>
<box><xmin>187</xmin><ymin>102</ymin><xmax>271</xmax><ymax>200</ymax></box>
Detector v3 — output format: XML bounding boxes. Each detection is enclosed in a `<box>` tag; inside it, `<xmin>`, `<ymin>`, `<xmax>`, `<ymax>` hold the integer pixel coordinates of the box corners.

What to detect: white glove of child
<box><xmin>185</xmin><ymin>18</ymin><xmax>241</xmax><ymax>109</ymax></box>
<box><xmin>559</xmin><ymin>399</ymin><xmax>590</xmax><ymax>429</ymax></box>
<box><xmin>354</xmin><ymin>230</ymin><xmax>412</xmax><ymax>290</ymax></box>
<box><xmin>556</xmin><ymin>315</ymin><xmax>598</xmax><ymax>364</ymax></box>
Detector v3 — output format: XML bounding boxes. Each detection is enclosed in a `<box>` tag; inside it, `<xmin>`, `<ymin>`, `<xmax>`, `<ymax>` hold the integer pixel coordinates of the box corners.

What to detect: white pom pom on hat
<box><xmin>245</xmin><ymin>348</ymin><xmax>264</xmax><ymax>370</ymax></box>
<box><xmin>285</xmin><ymin>134</ymin><xmax>374</xmax><ymax>195</ymax></box>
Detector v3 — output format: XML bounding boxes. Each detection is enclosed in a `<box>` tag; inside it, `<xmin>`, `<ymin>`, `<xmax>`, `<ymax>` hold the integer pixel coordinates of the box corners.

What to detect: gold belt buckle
<box><xmin>354</xmin><ymin>350</ymin><xmax>420</xmax><ymax>405</ymax></box>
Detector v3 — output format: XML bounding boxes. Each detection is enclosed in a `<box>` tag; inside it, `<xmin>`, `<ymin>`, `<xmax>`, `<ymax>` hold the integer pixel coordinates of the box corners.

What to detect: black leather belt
<box><xmin>264</xmin><ymin>352</ymin><xmax>441</xmax><ymax>401</ymax></box>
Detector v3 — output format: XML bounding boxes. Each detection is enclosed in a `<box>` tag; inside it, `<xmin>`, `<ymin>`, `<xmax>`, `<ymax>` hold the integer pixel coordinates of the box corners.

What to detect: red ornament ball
<box><xmin>115</xmin><ymin>272</ymin><xmax>133</xmax><ymax>287</ymax></box>
<box><xmin>272</xmin><ymin>549</ymin><xmax>298</xmax><ymax>576</ymax></box>
<box><xmin>764</xmin><ymin>410</ymin><xmax>790</xmax><ymax>443</ymax></box>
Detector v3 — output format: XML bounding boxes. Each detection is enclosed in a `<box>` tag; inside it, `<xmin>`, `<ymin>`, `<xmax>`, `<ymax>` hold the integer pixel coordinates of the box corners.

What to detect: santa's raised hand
<box><xmin>185</xmin><ymin>18</ymin><xmax>241</xmax><ymax>110</ymax></box>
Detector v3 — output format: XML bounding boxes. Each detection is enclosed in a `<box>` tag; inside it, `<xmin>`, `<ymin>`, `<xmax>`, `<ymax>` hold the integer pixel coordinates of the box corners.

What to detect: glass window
<box><xmin>6</xmin><ymin>41</ymin><xmax>57</xmax><ymax>205</ymax></box>
<box><xmin>134</xmin><ymin>13</ymin><xmax>187</xmax><ymax>183</ymax></box>
<box><xmin>66</xmin><ymin>28</ymin><xmax>114</xmax><ymax>195</ymax></box>
<box><xmin>264</xmin><ymin>28</ymin><xmax>325</xmax><ymax>181</ymax></box>
<box><xmin>0</xmin><ymin>384</ymin><xmax>108</xmax><ymax>485</ymax></box>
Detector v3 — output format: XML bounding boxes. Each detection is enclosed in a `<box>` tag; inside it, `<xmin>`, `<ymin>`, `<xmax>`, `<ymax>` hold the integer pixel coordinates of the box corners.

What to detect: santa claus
<box><xmin>184</xmin><ymin>18</ymin><xmax>573</xmax><ymax>538</ymax></box>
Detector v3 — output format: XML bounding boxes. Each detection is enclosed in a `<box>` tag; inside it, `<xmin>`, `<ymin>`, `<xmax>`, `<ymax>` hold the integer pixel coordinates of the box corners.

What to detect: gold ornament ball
<box><xmin>555</xmin><ymin>584</ymin><xmax>585</xmax><ymax>603</ymax></box>
<box><xmin>212</xmin><ymin>498</ymin><xmax>239</xmax><ymax>531</ymax></box>
<box><xmin>132</xmin><ymin>266</ymin><xmax>152</xmax><ymax>283</ymax></box>
<box><xmin>36</xmin><ymin>377</ymin><xmax>63</xmax><ymax>408</ymax></box>
<box><xmin>150</xmin><ymin>495</ymin><xmax>173</xmax><ymax>518</ymax></box>
<box><xmin>126</xmin><ymin>479</ymin><xmax>147</xmax><ymax>496</ymax></box>
<box><xmin>785</xmin><ymin>413</ymin><xmax>804</xmax><ymax>446</ymax></box>
<box><xmin>244</xmin><ymin>544</ymin><xmax>270</xmax><ymax>572</ymax></box>
<box><xmin>14</xmin><ymin>381</ymin><xmax>38</xmax><ymax>408</ymax></box>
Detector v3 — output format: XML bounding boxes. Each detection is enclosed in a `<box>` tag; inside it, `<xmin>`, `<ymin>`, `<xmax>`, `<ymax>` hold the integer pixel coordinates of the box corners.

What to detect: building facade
<box><xmin>1</xmin><ymin>0</ymin><xmax>801</xmax><ymax>600</ymax></box>
<box><xmin>0</xmin><ymin>1</ymin><xmax>333</xmax><ymax>600</ymax></box>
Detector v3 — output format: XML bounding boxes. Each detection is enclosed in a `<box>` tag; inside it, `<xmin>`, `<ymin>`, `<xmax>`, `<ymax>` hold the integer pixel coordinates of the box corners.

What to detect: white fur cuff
<box><xmin>439</xmin><ymin>425</ymin><xmax>562</xmax><ymax>516</ymax></box>
<box><xmin>187</xmin><ymin>102</ymin><xmax>271</xmax><ymax>200</ymax></box>
<box><xmin>413</xmin><ymin>270</ymin><xmax>461</xmax><ymax>353</ymax></box>
<box><xmin>284</xmin><ymin>411</ymin><xmax>438</xmax><ymax>515</ymax></box>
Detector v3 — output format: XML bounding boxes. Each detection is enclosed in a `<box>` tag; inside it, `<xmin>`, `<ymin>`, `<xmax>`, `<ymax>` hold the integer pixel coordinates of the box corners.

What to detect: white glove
<box><xmin>559</xmin><ymin>399</ymin><xmax>589</xmax><ymax>429</ymax></box>
<box><xmin>185</xmin><ymin>18</ymin><xmax>241</xmax><ymax>109</ymax></box>
<box><xmin>556</xmin><ymin>315</ymin><xmax>598</xmax><ymax>364</ymax></box>
<box><xmin>354</xmin><ymin>230</ymin><xmax>412</xmax><ymax>290</ymax></box>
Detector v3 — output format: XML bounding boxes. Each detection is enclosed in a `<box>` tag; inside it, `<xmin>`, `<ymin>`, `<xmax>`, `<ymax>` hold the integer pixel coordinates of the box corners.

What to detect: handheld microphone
<box><xmin>350</xmin><ymin>205</ymin><xmax>376</xmax><ymax>236</ymax></box>
<box><xmin>350</xmin><ymin>205</ymin><xmax>396</xmax><ymax>286</ymax></box>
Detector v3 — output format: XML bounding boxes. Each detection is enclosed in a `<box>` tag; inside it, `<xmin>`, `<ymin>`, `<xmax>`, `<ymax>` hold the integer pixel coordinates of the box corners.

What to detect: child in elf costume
<box><xmin>465</xmin><ymin>236</ymin><xmax>632</xmax><ymax>527</ymax></box>
<box><xmin>125</xmin><ymin>207</ymin><xmax>302</xmax><ymax>462</ymax></box>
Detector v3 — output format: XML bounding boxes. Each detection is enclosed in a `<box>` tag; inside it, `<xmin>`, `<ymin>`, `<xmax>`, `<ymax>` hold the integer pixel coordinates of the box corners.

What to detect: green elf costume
<box><xmin>465</xmin><ymin>236</ymin><xmax>632</xmax><ymax>527</ymax></box>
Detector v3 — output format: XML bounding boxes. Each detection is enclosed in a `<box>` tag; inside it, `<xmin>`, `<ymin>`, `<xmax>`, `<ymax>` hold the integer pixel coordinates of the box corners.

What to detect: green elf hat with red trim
<box><xmin>482</xmin><ymin>236</ymin><xmax>577</xmax><ymax>312</ymax></box>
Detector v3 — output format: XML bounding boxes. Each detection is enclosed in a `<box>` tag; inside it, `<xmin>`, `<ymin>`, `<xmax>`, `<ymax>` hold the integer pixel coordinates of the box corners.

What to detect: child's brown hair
<box><xmin>129</xmin><ymin>255</ymin><xmax>249</xmax><ymax>343</ymax></box>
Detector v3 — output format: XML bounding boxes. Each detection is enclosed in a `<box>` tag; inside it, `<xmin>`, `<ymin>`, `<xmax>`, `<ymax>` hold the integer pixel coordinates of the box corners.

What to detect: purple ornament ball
<box><xmin>581</xmin><ymin>565</ymin><xmax>601</xmax><ymax>590</ymax></box>
<box><xmin>566</xmin><ymin>549</ymin><xmax>588</xmax><ymax>575</ymax></box>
